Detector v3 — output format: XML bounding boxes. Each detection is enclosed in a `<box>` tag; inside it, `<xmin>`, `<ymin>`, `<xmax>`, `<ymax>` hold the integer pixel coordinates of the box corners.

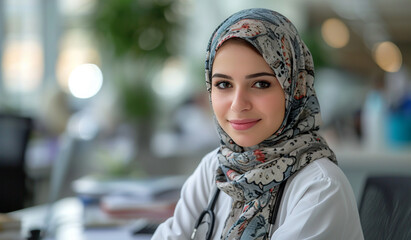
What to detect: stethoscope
<box><xmin>191</xmin><ymin>180</ymin><xmax>287</xmax><ymax>240</ymax></box>
<box><xmin>191</xmin><ymin>187</ymin><xmax>221</xmax><ymax>240</ymax></box>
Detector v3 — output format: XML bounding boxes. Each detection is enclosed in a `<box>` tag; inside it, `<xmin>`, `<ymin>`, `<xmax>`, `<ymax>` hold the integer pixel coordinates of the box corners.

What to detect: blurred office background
<box><xmin>0</xmin><ymin>0</ymin><xmax>410</xmax><ymax>212</ymax></box>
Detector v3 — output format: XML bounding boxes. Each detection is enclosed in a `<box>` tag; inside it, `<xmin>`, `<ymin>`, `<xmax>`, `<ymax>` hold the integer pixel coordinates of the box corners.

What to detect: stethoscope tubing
<box><xmin>191</xmin><ymin>187</ymin><xmax>220</xmax><ymax>240</ymax></box>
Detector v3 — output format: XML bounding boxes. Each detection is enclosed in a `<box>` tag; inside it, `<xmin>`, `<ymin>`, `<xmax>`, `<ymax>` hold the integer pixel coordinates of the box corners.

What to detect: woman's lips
<box><xmin>229</xmin><ymin>119</ymin><xmax>261</xmax><ymax>130</ymax></box>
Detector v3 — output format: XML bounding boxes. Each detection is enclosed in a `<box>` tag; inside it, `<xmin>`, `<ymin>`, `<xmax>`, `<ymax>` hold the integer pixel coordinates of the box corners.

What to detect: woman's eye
<box><xmin>254</xmin><ymin>81</ymin><xmax>271</xmax><ymax>89</ymax></box>
<box><xmin>214</xmin><ymin>81</ymin><xmax>232</xmax><ymax>89</ymax></box>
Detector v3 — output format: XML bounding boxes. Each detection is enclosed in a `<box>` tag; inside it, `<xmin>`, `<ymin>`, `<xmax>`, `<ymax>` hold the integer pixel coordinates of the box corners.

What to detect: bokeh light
<box><xmin>2</xmin><ymin>40</ymin><xmax>44</xmax><ymax>93</ymax></box>
<box><xmin>372</xmin><ymin>41</ymin><xmax>402</xmax><ymax>73</ymax></box>
<box><xmin>152</xmin><ymin>57</ymin><xmax>188</xmax><ymax>99</ymax></box>
<box><xmin>56</xmin><ymin>29</ymin><xmax>101</xmax><ymax>93</ymax></box>
<box><xmin>321</xmin><ymin>18</ymin><xmax>350</xmax><ymax>48</ymax></box>
<box><xmin>68</xmin><ymin>63</ymin><xmax>103</xmax><ymax>99</ymax></box>
<box><xmin>138</xmin><ymin>27</ymin><xmax>164</xmax><ymax>51</ymax></box>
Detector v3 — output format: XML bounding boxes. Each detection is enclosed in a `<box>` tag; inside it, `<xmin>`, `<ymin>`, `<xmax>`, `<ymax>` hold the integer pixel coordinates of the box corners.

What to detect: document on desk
<box><xmin>73</xmin><ymin>175</ymin><xmax>186</xmax><ymax>222</ymax></box>
<box><xmin>72</xmin><ymin>175</ymin><xmax>186</xmax><ymax>200</ymax></box>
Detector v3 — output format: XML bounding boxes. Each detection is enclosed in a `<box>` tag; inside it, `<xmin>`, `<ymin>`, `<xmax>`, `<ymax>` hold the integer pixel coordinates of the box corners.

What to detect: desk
<box><xmin>10</xmin><ymin>198</ymin><xmax>153</xmax><ymax>240</ymax></box>
<box><xmin>333</xmin><ymin>144</ymin><xmax>411</xmax><ymax>203</ymax></box>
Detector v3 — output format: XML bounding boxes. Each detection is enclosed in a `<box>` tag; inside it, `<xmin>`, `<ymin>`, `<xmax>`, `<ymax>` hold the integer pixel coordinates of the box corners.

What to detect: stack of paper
<box><xmin>72</xmin><ymin>175</ymin><xmax>186</xmax><ymax>222</ymax></box>
<box><xmin>100</xmin><ymin>195</ymin><xmax>177</xmax><ymax>220</ymax></box>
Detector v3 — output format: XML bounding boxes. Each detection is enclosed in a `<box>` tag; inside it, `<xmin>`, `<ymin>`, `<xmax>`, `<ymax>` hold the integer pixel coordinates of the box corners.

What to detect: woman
<box><xmin>152</xmin><ymin>8</ymin><xmax>364</xmax><ymax>239</ymax></box>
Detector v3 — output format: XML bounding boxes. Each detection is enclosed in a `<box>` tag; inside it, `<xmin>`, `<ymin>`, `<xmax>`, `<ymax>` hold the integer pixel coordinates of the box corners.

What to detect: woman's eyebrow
<box><xmin>245</xmin><ymin>72</ymin><xmax>276</xmax><ymax>79</ymax></box>
<box><xmin>211</xmin><ymin>72</ymin><xmax>276</xmax><ymax>80</ymax></box>
<box><xmin>212</xmin><ymin>73</ymin><xmax>232</xmax><ymax>79</ymax></box>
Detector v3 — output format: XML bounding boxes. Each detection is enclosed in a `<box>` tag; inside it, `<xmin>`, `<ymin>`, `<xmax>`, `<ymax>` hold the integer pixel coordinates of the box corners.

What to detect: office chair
<box><xmin>359</xmin><ymin>175</ymin><xmax>411</xmax><ymax>240</ymax></box>
<box><xmin>0</xmin><ymin>113</ymin><xmax>33</xmax><ymax>213</ymax></box>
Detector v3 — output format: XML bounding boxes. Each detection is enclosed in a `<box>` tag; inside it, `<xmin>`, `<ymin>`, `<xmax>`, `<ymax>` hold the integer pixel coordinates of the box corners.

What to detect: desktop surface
<box><xmin>10</xmin><ymin>197</ymin><xmax>154</xmax><ymax>240</ymax></box>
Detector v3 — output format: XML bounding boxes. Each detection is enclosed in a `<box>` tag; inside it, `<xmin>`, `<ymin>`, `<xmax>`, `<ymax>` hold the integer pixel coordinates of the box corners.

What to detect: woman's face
<box><xmin>211</xmin><ymin>40</ymin><xmax>285</xmax><ymax>147</ymax></box>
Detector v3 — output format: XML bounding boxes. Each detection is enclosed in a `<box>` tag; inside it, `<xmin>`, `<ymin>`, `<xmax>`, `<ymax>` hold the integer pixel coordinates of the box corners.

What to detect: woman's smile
<box><xmin>228</xmin><ymin>119</ymin><xmax>261</xmax><ymax>130</ymax></box>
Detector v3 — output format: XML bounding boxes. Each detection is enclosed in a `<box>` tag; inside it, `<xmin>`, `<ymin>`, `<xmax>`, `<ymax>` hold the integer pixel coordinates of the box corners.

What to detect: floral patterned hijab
<box><xmin>205</xmin><ymin>8</ymin><xmax>336</xmax><ymax>239</ymax></box>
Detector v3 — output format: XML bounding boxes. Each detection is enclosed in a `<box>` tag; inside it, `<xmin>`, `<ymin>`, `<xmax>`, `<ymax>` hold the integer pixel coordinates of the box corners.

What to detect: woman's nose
<box><xmin>231</xmin><ymin>88</ymin><xmax>251</xmax><ymax>112</ymax></box>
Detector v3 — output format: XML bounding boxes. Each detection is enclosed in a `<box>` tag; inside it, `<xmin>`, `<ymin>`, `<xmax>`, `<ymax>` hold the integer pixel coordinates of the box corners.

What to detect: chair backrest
<box><xmin>0</xmin><ymin>113</ymin><xmax>33</xmax><ymax>212</ymax></box>
<box><xmin>359</xmin><ymin>175</ymin><xmax>411</xmax><ymax>240</ymax></box>
<box><xmin>0</xmin><ymin>114</ymin><xmax>32</xmax><ymax>166</ymax></box>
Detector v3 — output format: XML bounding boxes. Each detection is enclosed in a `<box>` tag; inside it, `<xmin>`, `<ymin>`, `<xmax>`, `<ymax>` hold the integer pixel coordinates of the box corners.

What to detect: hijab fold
<box><xmin>205</xmin><ymin>8</ymin><xmax>336</xmax><ymax>239</ymax></box>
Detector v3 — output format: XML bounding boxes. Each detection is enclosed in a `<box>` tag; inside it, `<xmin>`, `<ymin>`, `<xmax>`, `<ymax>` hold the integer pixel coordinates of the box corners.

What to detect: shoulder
<box><xmin>288</xmin><ymin>158</ymin><xmax>350</xmax><ymax>191</ymax></box>
<box><xmin>181</xmin><ymin>147</ymin><xmax>220</xmax><ymax>195</ymax></box>
<box><xmin>202</xmin><ymin>147</ymin><xmax>219</xmax><ymax>159</ymax></box>
<box><xmin>152</xmin><ymin>148</ymin><xmax>221</xmax><ymax>240</ymax></box>
<box><xmin>283</xmin><ymin>157</ymin><xmax>357</xmax><ymax>217</ymax></box>
<box><xmin>273</xmin><ymin>158</ymin><xmax>364</xmax><ymax>239</ymax></box>
<box><xmin>198</xmin><ymin>147</ymin><xmax>220</xmax><ymax>173</ymax></box>
<box><xmin>202</xmin><ymin>147</ymin><xmax>219</xmax><ymax>162</ymax></box>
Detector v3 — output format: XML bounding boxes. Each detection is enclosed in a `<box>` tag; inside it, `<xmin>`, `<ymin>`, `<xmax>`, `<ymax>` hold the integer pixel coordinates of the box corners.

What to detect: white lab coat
<box><xmin>152</xmin><ymin>148</ymin><xmax>364</xmax><ymax>240</ymax></box>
